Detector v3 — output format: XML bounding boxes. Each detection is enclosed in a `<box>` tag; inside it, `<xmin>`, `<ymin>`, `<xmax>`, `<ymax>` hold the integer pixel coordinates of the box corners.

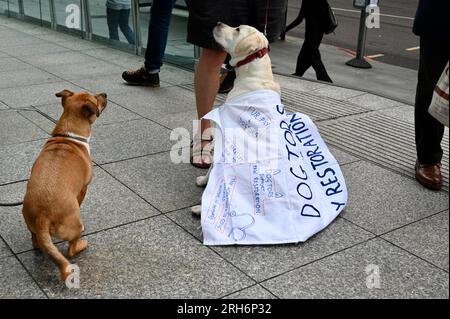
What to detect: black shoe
<box><xmin>218</xmin><ymin>70</ymin><xmax>236</xmax><ymax>94</ymax></box>
<box><xmin>122</xmin><ymin>66</ymin><xmax>160</xmax><ymax>87</ymax></box>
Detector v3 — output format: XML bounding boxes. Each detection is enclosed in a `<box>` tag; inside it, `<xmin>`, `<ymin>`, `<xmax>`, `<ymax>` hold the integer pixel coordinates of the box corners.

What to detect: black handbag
<box><xmin>323</xmin><ymin>2</ymin><xmax>338</xmax><ymax>34</ymax></box>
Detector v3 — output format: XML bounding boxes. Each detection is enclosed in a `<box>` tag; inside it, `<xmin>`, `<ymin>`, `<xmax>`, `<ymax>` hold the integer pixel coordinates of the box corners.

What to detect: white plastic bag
<box><xmin>429</xmin><ymin>62</ymin><xmax>449</xmax><ymax>127</ymax></box>
<box><xmin>201</xmin><ymin>90</ymin><xmax>348</xmax><ymax>245</ymax></box>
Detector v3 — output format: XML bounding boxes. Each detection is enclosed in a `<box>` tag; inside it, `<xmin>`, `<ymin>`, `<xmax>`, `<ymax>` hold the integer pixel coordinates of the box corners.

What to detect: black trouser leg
<box><xmin>307</xmin><ymin>19</ymin><xmax>332</xmax><ymax>82</ymax></box>
<box><xmin>415</xmin><ymin>37</ymin><xmax>448</xmax><ymax>165</ymax></box>
<box><xmin>295</xmin><ymin>18</ymin><xmax>331</xmax><ymax>82</ymax></box>
<box><xmin>295</xmin><ymin>45</ymin><xmax>311</xmax><ymax>76</ymax></box>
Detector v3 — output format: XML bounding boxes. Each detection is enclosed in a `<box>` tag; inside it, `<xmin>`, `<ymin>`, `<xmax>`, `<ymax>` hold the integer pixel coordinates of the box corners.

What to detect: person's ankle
<box><xmin>144</xmin><ymin>67</ymin><xmax>159</xmax><ymax>75</ymax></box>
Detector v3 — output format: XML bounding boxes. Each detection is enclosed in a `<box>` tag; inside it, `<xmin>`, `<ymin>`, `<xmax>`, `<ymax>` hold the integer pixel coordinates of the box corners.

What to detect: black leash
<box><xmin>0</xmin><ymin>201</ymin><xmax>23</xmax><ymax>207</ymax></box>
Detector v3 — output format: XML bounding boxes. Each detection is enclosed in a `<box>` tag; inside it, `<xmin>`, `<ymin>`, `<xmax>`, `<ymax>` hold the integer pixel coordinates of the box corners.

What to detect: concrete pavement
<box><xmin>0</xmin><ymin>16</ymin><xmax>448</xmax><ymax>299</ymax></box>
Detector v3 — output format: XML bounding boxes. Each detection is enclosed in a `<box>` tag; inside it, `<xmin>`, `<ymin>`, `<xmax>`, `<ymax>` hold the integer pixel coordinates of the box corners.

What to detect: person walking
<box><xmin>106</xmin><ymin>0</ymin><xmax>135</xmax><ymax>44</ymax></box>
<box><xmin>413</xmin><ymin>0</ymin><xmax>449</xmax><ymax>191</ymax></box>
<box><xmin>186</xmin><ymin>0</ymin><xmax>288</xmax><ymax>168</ymax></box>
<box><xmin>281</xmin><ymin>0</ymin><xmax>332</xmax><ymax>82</ymax></box>
<box><xmin>122</xmin><ymin>0</ymin><xmax>177</xmax><ymax>87</ymax></box>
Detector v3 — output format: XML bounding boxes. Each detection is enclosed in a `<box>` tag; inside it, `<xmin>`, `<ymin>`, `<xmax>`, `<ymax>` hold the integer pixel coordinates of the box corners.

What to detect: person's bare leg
<box><xmin>193</xmin><ymin>48</ymin><xmax>227</xmax><ymax>166</ymax></box>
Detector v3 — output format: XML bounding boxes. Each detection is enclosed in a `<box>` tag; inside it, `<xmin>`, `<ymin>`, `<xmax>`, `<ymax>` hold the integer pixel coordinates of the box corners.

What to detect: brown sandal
<box><xmin>191</xmin><ymin>133</ymin><xmax>213</xmax><ymax>169</ymax></box>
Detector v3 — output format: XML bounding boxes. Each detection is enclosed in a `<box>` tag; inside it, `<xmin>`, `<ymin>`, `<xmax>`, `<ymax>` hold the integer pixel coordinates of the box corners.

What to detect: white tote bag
<box><xmin>429</xmin><ymin>62</ymin><xmax>449</xmax><ymax>127</ymax></box>
<box><xmin>201</xmin><ymin>90</ymin><xmax>348</xmax><ymax>245</ymax></box>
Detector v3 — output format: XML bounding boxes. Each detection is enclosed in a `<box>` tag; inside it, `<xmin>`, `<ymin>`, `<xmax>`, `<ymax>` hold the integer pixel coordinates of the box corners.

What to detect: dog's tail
<box><xmin>35</xmin><ymin>220</ymin><xmax>71</xmax><ymax>281</ymax></box>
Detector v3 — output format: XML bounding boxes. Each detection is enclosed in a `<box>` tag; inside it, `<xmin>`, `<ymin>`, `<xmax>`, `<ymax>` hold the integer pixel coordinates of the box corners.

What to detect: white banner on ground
<box><xmin>201</xmin><ymin>90</ymin><xmax>348</xmax><ymax>245</ymax></box>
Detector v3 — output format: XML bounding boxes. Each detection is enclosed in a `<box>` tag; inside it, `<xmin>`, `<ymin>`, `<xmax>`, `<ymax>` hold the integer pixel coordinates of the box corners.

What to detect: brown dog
<box><xmin>22</xmin><ymin>90</ymin><xmax>107</xmax><ymax>281</ymax></box>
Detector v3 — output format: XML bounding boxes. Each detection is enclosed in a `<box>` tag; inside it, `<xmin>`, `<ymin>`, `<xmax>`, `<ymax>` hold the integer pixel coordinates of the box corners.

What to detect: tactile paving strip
<box><xmin>179</xmin><ymin>85</ymin><xmax>370</xmax><ymax>121</ymax></box>
<box><xmin>179</xmin><ymin>83</ymin><xmax>448</xmax><ymax>191</ymax></box>
<box><xmin>318</xmin><ymin>113</ymin><xmax>449</xmax><ymax>191</ymax></box>
<box><xmin>281</xmin><ymin>88</ymin><xmax>370</xmax><ymax>121</ymax></box>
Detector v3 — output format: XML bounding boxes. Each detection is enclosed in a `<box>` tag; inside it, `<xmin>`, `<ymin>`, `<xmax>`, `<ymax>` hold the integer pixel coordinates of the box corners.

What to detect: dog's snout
<box><xmin>216</xmin><ymin>22</ymin><xmax>223</xmax><ymax>27</ymax></box>
<box><xmin>99</xmin><ymin>93</ymin><xmax>107</xmax><ymax>98</ymax></box>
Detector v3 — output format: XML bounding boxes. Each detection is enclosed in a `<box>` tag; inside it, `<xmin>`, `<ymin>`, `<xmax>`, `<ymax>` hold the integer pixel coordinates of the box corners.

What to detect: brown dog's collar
<box><xmin>51</xmin><ymin>132</ymin><xmax>91</xmax><ymax>155</ymax></box>
<box><xmin>236</xmin><ymin>47</ymin><xmax>270</xmax><ymax>68</ymax></box>
<box><xmin>52</xmin><ymin>133</ymin><xmax>89</xmax><ymax>144</ymax></box>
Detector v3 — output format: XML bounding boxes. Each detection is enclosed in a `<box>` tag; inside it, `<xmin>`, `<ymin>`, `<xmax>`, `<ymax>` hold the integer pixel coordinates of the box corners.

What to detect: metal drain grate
<box><xmin>318</xmin><ymin>113</ymin><xmax>449</xmax><ymax>191</ymax></box>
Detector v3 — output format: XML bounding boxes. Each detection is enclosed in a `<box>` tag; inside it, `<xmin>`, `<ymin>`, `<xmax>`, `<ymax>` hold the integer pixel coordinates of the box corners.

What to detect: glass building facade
<box><xmin>0</xmin><ymin>0</ymin><xmax>196</xmax><ymax>70</ymax></box>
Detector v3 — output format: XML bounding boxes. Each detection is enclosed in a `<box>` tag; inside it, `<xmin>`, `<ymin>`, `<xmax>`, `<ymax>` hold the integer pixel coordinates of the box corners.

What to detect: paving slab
<box><xmin>274</xmin><ymin>74</ymin><xmax>326</xmax><ymax>93</ymax></box>
<box><xmin>378</xmin><ymin>103</ymin><xmax>415</xmax><ymax>124</ymax></box>
<box><xmin>262</xmin><ymin>238</ymin><xmax>449</xmax><ymax>299</ymax></box>
<box><xmin>0</xmin><ymin>100</ymin><xmax>8</xmax><ymax>109</ymax></box>
<box><xmin>167</xmin><ymin>210</ymin><xmax>373</xmax><ymax>282</ymax></box>
<box><xmin>341</xmin><ymin>161</ymin><xmax>449</xmax><ymax>235</ymax></box>
<box><xmin>346</xmin><ymin>93</ymin><xmax>403</xmax><ymax>111</ymax></box>
<box><xmin>72</xmin><ymin>73</ymin><xmax>173</xmax><ymax>95</ymax></box>
<box><xmin>19</xmin><ymin>50</ymin><xmax>99</xmax><ymax>68</ymax></box>
<box><xmin>328</xmin><ymin>146</ymin><xmax>360</xmax><ymax>166</ymax></box>
<box><xmin>0</xmin><ymin>238</ymin><xmax>12</xmax><ymax>260</ymax></box>
<box><xmin>0</xmin><ymin>57</ymin><xmax>34</xmax><ymax>72</ymax></box>
<box><xmin>82</xmin><ymin>47</ymin><xmax>143</xmax><ymax>68</ymax></box>
<box><xmin>18</xmin><ymin>216</ymin><xmax>253</xmax><ymax>298</ymax></box>
<box><xmin>78</xmin><ymin>58</ymin><xmax>194</xmax><ymax>87</ymax></box>
<box><xmin>0</xmin><ymin>67</ymin><xmax>58</xmax><ymax>90</ymax></box>
<box><xmin>0</xmin><ymin>110</ymin><xmax>46</xmax><ymax>146</ymax></box>
<box><xmin>312</xmin><ymin>85</ymin><xmax>365</xmax><ymax>100</ymax></box>
<box><xmin>0</xmin><ymin>42</ymin><xmax>71</xmax><ymax>58</ymax></box>
<box><xmin>0</xmin><ymin>30</ymin><xmax>43</xmax><ymax>48</ymax></box>
<box><xmin>0</xmin><ymin>19</ymin><xmax>49</xmax><ymax>35</ymax></box>
<box><xmin>89</xmin><ymin>118</ymin><xmax>173</xmax><ymax>165</ymax></box>
<box><xmin>0</xmin><ymin>257</ymin><xmax>46</xmax><ymax>299</ymax></box>
<box><xmin>0</xmin><ymin>81</ymin><xmax>82</xmax><ymax>108</ymax></box>
<box><xmin>0</xmin><ymin>167</ymin><xmax>159</xmax><ymax>254</ymax></box>
<box><xmin>103</xmin><ymin>152</ymin><xmax>205</xmax><ymax>213</ymax></box>
<box><xmin>17</xmin><ymin>109</ymin><xmax>56</xmax><ymax>134</ymax></box>
<box><xmin>80</xmin><ymin>166</ymin><xmax>161</xmax><ymax>233</ymax></box>
<box><xmin>223</xmin><ymin>285</ymin><xmax>277</xmax><ymax>299</ymax></box>
<box><xmin>382</xmin><ymin>211</ymin><xmax>449</xmax><ymax>271</ymax></box>
<box><xmin>154</xmin><ymin>108</ymin><xmax>199</xmax><ymax>136</ymax></box>
<box><xmin>0</xmin><ymin>139</ymin><xmax>43</xmax><ymax>185</ymax></box>
<box><xmin>53</xmin><ymin>39</ymin><xmax>106</xmax><ymax>51</ymax></box>
<box><xmin>43</xmin><ymin>62</ymin><xmax>124</xmax><ymax>81</ymax></box>
<box><xmin>108</xmin><ymin>85</ymin><xmax>197</xmax><ymax>123</ymax></box>
<box><xmin>166</xmin><ymin>208</ymin><xmax>203</xmax><ymax>241</ymax></box>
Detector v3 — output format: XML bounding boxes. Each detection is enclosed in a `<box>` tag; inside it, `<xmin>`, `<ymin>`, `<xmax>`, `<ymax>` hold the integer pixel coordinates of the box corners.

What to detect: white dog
<box><xmin>191</xmin><ymin>23</ymin><xmax>280</xmax><ymax>216</ymax></box>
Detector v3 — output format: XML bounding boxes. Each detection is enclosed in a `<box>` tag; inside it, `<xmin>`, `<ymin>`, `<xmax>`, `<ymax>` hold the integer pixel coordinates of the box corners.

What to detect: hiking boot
<box><xmin>122</xmin><ymin>66</ymin><xmax>160</xmax><ymax>87</ymax></box>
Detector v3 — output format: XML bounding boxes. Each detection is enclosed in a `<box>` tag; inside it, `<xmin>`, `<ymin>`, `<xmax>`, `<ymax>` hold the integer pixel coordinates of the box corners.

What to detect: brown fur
<box><xmin>22</xmin><ymin>90</ymin><xmax>107</xmax><ymax>281</ymax></box>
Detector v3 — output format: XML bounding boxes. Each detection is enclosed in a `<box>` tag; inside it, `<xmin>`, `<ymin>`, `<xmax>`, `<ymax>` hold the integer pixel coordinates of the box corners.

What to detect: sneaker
<box><xmin>218</xmin><ymin>70</ymin><xmax>236</xmax><ymax>94</ymax></box>
<box><xmin>122</xmin><ymin>66</ymin><xmax>160</xmax><ymax>87</ymax></box>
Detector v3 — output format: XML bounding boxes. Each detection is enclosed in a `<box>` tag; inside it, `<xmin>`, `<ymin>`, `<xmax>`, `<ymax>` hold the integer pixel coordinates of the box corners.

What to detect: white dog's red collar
<box><xmin>235</xmin><ymin>47</ymin><xmax>270</xmax><ymax>68</ymax></box>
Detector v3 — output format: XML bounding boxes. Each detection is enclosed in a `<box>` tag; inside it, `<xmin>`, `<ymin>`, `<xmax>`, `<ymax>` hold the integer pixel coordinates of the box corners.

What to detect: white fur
<box><xmin>191</xmin><ymin>23</ymin><xmax>280</xmax><ymax>216</ymax></box>
<box><xmin>213</xmin><ymin>23</ymin><xmax>280</xmax><ymax>101</ymax></box>
<box><xmin>64</xmin><ymin>132</ymin><xmax>91</xmax><ymax>155</ymax></box>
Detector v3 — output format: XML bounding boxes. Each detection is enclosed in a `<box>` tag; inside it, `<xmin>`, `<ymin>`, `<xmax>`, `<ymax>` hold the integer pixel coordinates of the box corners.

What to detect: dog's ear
<box><xmin>83</xmin><ymin>99</ymin><xmax>100</xmax><ymax>118</ymax></box>
<box><xmin>55</xmin><ymin>89</ymin><xmax>74</xmax><ymax>99</ymax></box>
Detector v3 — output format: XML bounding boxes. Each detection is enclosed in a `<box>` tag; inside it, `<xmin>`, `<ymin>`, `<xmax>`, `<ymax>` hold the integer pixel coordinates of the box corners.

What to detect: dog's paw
<box><xmin>196</xmin><ymin>175</ymin><xmax>208</xmax><ymax>187</ymax></box>
<box><xmin>191</xmin><ymin>205</ymin><xmax>201</xmax><ymax>216</ymax></box>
